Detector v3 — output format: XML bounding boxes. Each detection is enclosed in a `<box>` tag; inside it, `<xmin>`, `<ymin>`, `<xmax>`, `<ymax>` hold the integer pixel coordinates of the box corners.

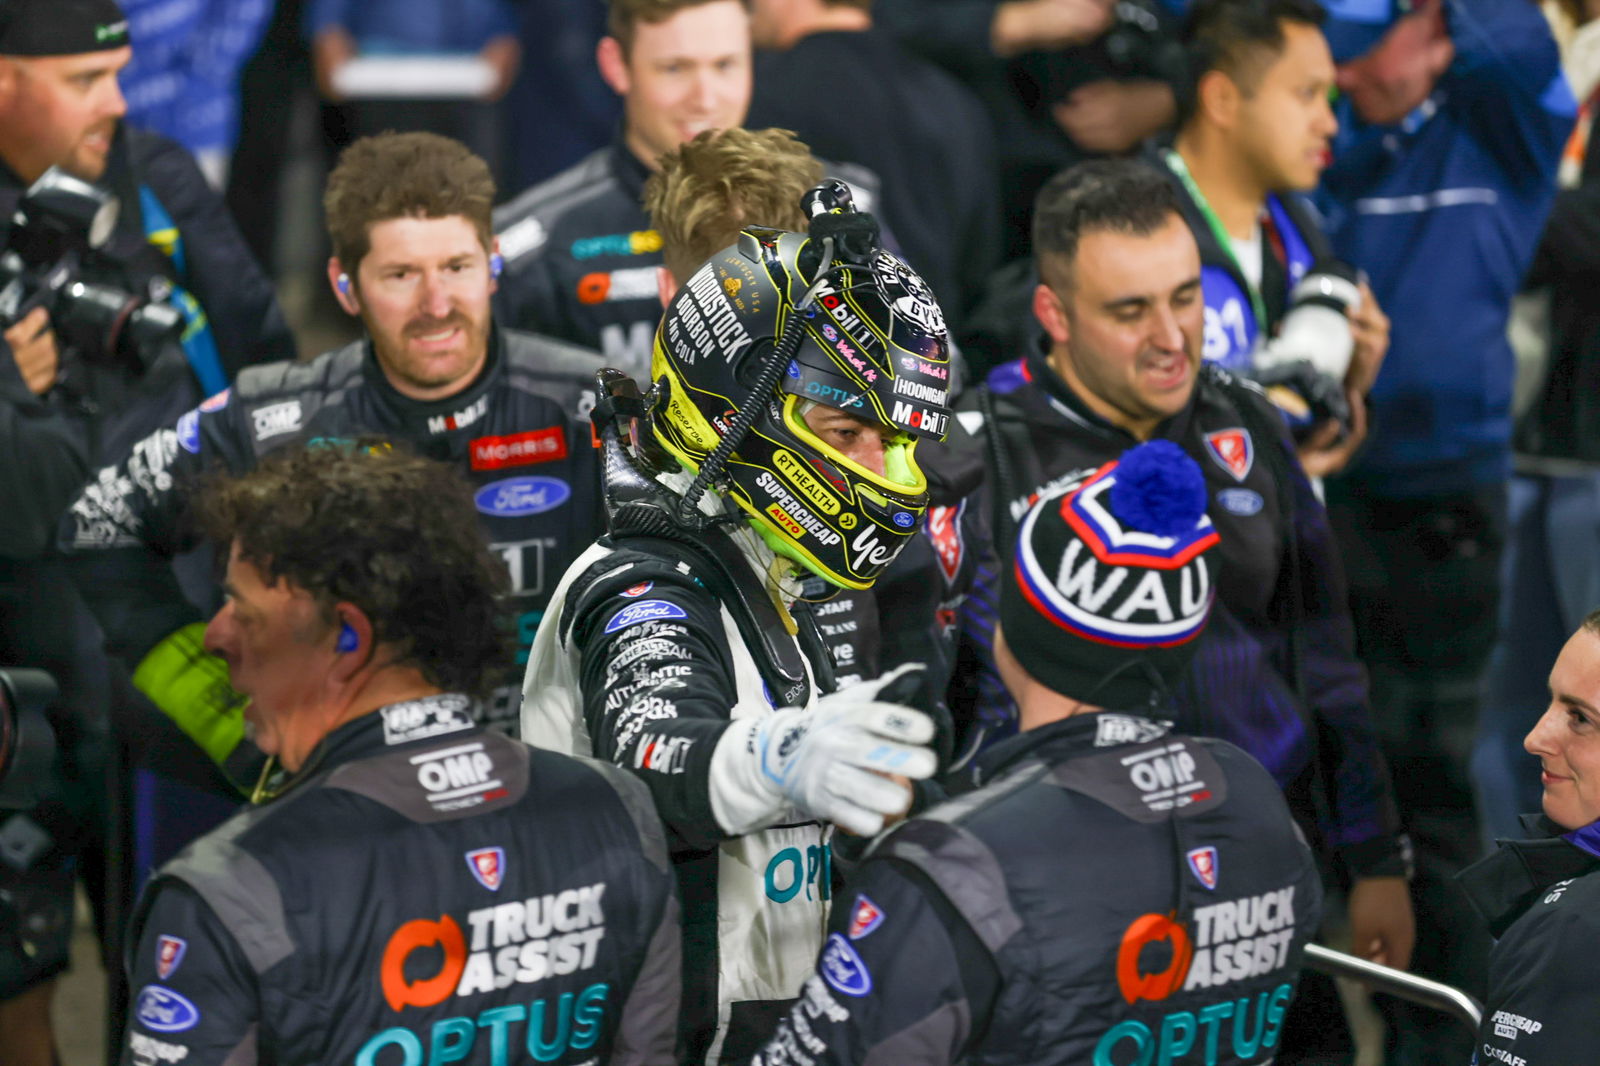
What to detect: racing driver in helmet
<box><xmin>521</xmin><ymin>183</ymin><xmax>951</xmax><ymax>1064</ymax></box>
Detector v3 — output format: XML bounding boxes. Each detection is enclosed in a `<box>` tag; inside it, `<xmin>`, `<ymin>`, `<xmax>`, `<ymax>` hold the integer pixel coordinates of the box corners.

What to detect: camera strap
<box><xmin>138</xmin><ymin>185</ymin><xmax>227</xmax><ymax>395</ymax></box>
<box><xmin>1165</xmin><ymin>150</ymin><xmax>1270</xmax><ymax>330</ymax></box>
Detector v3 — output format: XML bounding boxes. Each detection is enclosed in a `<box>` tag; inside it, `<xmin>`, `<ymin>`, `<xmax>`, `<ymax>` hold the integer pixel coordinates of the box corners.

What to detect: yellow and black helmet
<box><xmin>649</xmin><ymin>197</ymin><xmax>952</xmax><ymax>589</ymax></box>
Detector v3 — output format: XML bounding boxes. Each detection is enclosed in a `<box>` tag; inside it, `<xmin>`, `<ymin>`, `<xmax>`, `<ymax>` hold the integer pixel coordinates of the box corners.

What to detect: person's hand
<box><xmin>708</xmin><ymin>664</ymin><xmax>938</xmax><ymax>837</ymax></box>
<box><xmin>4</xmin><ymin>307</ymin><xmax>58</xmax><ymax>395</ymax></box>
<box><xmin>1051</xmin><ymin>80</ymin><xmax>1177</xmax><ymax>156</ymax></box>
<box><xmin>1345</xmin><ymin>281</ymin><xmax>1388</xmax><ymax>397</ymax></box>
<box><xmin>313</xmin><ymin>27</ymin><xmax>357</xmax><ymax>100</ymax></box>
<box><xmin>480</xmin><ymin>36</ymin><xmax>521</xmax><ymax>102</ymax></box>
<box><xmin>1346</xmin><ymin>875</ymin><xmax>1415</xmax><ymax>970</ymax></box>
<box><xmin>1336</xmin><ymin>0</ymin><xmax>1454</xmax><ymax>126</ymax></box>
<box><xmin>992</xmin><ymin>0</ymin><xmax>1116</xmax><ymax>57</ymax></box>
<box><xmin>1295</xmin><ymin>387</ymin><xmax>1368</xmax><ymax>478</ymax></box>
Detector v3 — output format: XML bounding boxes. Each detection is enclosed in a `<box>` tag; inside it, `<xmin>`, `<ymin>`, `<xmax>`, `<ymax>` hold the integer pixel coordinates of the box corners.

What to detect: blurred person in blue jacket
<box><xmin>1313</xmin><ymin>0</ymin><xmax>1575</xmax><ymax>1060</ymax></box>
<box><xmin>117</xmin><ymin>0</ymin><xmax>275</xmax><ymax>187</ymax></box>
<box><xmin>1475</xmin><ymin>0</ymin><xmax>1600</xmax><ymax>849</ymax></box>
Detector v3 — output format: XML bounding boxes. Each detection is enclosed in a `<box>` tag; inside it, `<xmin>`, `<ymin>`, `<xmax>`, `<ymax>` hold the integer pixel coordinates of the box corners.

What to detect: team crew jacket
<box><xmin>522</xmin><ymin>528</ymin><xmax>838</xmax><ymax>1066</ymax></box>
<box><xmin>1459</xmin><ymin>815</ymin><xmax>1600</xmax><ymax>1066</ymax></box>
<box><xmin>120</xmin><ymin>695</ymin><xmax>680</xmax><ymax>1066</ymax></box>
<box><xmin>934</xmin><ymin>351</ymin><xmax>1406</xmax><ymax>877</ymax></box>
<box><xmin>59</xmin><ymin>326</ymin><xmax>605</xmax><ymax>732</ymax></box>
<box><xmin>744</xmin><ymin>711</ymin><xmax>1323</xmax><ymax>1066</ymax></box>
<box><xmin>493</xmin><ymin>137</ymin><xmax>886</xmax><ymax>383</ymax></box>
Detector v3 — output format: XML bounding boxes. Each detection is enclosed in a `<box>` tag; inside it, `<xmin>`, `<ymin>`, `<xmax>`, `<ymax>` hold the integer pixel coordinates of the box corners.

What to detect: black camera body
<box><xmin>0</xmin><ymin>167</ymin><xmax>183</xmax><ymax>373</ymax></box>
<box><xmin>0</xmin><ymin>668</ymin><xmax>57</xmax><ymax>810</ymax></box>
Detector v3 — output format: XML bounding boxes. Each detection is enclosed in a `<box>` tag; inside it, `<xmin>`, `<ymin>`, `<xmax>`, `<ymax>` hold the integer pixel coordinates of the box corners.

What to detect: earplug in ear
<box><xmin>337</xmin><ymin>623</ymin><xmax>358</xmax><ymax>653</ymax></box>
<box><xmin>336</xmin><ymin>274</ymin><xmax>352</xmax><ymax>296</ymax></box>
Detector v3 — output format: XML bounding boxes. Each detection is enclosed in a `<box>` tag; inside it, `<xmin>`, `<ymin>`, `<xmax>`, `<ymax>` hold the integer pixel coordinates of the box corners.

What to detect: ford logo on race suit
<box><xmin>134</xmin><ymin>985</ymin><xmax>202</xmax><ymax>1032</ymax></box>
<box><xmin>604</xmin><ymin>599</ymin><xmax>688</xmax><ymax>635</ymax></box>
<box><xmin>474</xmin><ymin>475</ymin><xmax>572</xmax><ymax>517</ymax></box>
<box><xmin>819</xmin><ymin>933</ymin><xmax>873</xmax><ymax>997</ymax></box>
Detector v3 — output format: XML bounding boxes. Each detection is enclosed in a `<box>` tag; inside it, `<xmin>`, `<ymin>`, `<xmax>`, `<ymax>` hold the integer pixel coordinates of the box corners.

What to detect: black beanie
<box><xmin>1000</xmin><ymin>440</ymin><xmax>1221</xmax><ymax>711</ymax></box>
<box><xmin>0</xmin><ymin>0</ymin><xmax>129</xmax><ymax>56</ymax></box>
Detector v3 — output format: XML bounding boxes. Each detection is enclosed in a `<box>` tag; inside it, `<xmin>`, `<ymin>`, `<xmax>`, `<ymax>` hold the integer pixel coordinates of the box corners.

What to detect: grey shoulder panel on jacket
<box><xmin>493</xmin><ymin>149</ymin><xmax>622</xmax><ymax>263</ymax></box>
<box><xmin>233</xmin><ymin>341</ymin><xmax>365</xmax><ymax>403</ymax></box>
<box><xmin>566</xmin><ymin>753</ymin><xmax>671</xmax><ymax>875</ymax></box>
<box><xmin>501</xmin><ymin>329</ymin><xmax>606</xmax><ymax>418</ymax></box>
<box><xmin>156</xmin><ymin>808</ymin><xmax>295</xmax><ymax>976</ymax></box>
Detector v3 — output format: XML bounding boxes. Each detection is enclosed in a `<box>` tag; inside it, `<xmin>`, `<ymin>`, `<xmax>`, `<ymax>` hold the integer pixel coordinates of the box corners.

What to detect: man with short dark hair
<box><xmin>744</xmin><ymin>443</ymin><xmax>1323</xmax><ymax>1066</ymax></box>
<box><xmin>930</xmin><ymin>158</ymin><xmax>1412</xmax><ymax>1058</ymax></box>
<box><xmin>1157</xmin><ymin>0</ymin><xmax>1389</xmax><ymax>478</ymax></box>
<box><xmin>61</xmin><ymin>130</ymin><xmax>604</xmax><ymax>794</ymax></box>
<box><xmin>118</xmin><ymin>445</ymin><xmax>680</xmax><ymax>1066</ymax></box>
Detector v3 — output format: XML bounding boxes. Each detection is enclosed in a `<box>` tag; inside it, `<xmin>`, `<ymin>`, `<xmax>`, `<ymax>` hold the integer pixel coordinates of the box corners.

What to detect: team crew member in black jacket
<box><xmin>1157</xmin><ymin>0</ymin><xmax>1389</xmax><ymax>478</ymax></box>
<box><xmin>60</xmin><ymin>132</ymin><xmax>605</xmax><ymax>790</ymax></box>
<box><xmin>492</xmin><ymin>0</ymin><xmax>884</xmax><ymax>382</ymax></box>
<box><xmin>931</xmin><ymin>160</ymin><xmax>1412</xmax><ymax>1053</ymax></box>
<box><xmin>1458</xmin><ymin>609</ymin><xmax>1600</xmax><ymax>1066</ymax></box>
<box><xmin>522</xmin><ymin>187</ymin><xmax>945</xmax><ymax>1063</ymax></box>
<box><xmin>746</xmin><ymin>442</ymin><xmax>1322</xmax><ymax>1066</ymax></box>
<box><xmin>119</xmin><ymin>446</ymin><xmax>679</xmax><ymax>1066</ymax></box>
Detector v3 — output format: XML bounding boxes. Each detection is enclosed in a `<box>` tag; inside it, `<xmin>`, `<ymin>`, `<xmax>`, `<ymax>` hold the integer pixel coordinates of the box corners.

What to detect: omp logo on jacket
<box><xmin>380</xmin><ymin>883</ymin><xmax>608</xmax><ymax>1011</ymax></box>
<box><xmin>1116</xmin><ymin>886</ymin><xmax>1298</xmax><ymax>1005</ymax></box>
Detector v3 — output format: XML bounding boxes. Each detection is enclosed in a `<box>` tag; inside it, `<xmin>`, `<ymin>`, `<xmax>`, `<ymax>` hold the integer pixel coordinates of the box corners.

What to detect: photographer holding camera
<box><xmin>0</xmin><ymin>2</ymin><xmax>291</xmax><ymax>1061</ymax></box>
<box><xmin>1152</xmin><ymin>0</ymin><xmax>1389</xmax><ymax>479</ymax></box>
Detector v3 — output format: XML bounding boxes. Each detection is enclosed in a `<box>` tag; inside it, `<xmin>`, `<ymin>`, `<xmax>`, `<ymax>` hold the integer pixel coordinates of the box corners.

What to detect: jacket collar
<box><xmin>608</xmin><ymin>132</ymin><xmax>654</xmax><ymax>203</ymax></box>
<box><xmin>262</xmin><ymin>693</ymin><xmax>482</xmax><ymax>803</ymax></box>
<box><xmin>1457</xmin><ymin>814</ymin><xmax>1600</xmax><ymax>938</ymax></box>
<box><xmin>970</xmin><ymin>710</ymin><xmax>1173</xmax><ymax>788</ymax></box>
<box><xmin>362</xmin><ymin>323</ymin><xmax>504</xmax><ymax>437</ymax></box>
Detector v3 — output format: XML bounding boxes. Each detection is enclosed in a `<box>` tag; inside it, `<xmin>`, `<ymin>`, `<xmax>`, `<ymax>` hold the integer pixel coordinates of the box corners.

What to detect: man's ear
<box><xmin>1195</xmin><ymin>68</ymin><xmax>1241</xmax><ymax>132</ymax></box>
<box><xmin>657</xmin><ymin>265</ymin><xmax>678</xmax><ymax>309</ymax></box>
<box><xmin>597</xmin><ymin>36</ymin><xmax>631</xmax><ymax>97</ymax></box>
<box><xmin>1032</xmin><ymin>282</ymin><xmax>1071</xmax><ymax>347</ymax></box>
<box><xmin>328</xmin><ymin>258</ymin><xmax>361</xmax><ymax>316</ymax></box>
<box><xmin>328</xmin><ymin>604</ymin><xmax>374</xmax><ymax>684</ymax></box>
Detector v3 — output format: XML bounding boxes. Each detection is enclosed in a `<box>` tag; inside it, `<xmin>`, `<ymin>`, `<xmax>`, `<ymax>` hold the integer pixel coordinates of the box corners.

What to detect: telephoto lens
<box><xmin>1261</xmin><ymin>259</ymin><xmax>1363</xmax><ymax>381</ymax></box>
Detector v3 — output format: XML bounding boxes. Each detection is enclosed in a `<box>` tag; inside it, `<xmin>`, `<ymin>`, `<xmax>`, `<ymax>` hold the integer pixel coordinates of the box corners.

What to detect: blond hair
<box><xmin>645</xmin><ymin>127</ymin><xmax>823</xmax><ymax>282</ymax></box>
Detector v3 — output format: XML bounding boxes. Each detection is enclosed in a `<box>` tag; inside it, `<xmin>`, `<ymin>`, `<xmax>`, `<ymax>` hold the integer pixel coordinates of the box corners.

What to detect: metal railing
<box><xmin>1304</xmin><ymin>944</ymin><xmax>1484</xmax><ymax>1033</ymax></box>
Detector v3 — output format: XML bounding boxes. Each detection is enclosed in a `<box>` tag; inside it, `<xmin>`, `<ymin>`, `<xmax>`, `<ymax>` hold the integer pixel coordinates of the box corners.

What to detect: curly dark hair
<box><xmin>194</xmin><ymin>444</ymin><xmax>513</xmax><ymax>699</ymax></box>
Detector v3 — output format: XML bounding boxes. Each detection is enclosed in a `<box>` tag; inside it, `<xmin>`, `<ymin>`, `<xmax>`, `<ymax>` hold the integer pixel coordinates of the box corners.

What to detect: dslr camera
<box><xmin>1253</xmin><ymin>259</ymin><xmax>1365</xmax><ymax>437</ymax></box>
<box><xmin>0</xmin><ymin>167</ymin><xmax>183</xmax><ymax>372</ymax></box>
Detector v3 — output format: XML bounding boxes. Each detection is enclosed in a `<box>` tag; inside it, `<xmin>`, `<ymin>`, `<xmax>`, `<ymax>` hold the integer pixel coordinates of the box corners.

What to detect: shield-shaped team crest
<box><xmin>847</xmin><ymin>895</ymin><xmax>884</xmax><ymax>940</ymax></box>
<box><xmin>465</xmin><ymin>847</ymin><xmax>505</xmax><ymax>891</ymax></box>
<box><xmin>1186</xmin><ymin>846</ymin><xmax>1220</xmax><ymax>891</ymax></box>
<box><xmin>1203</xmin><ymin>428</ymin><xmax>1254</xmax><ymax>482</ymax></box>
<box><xmin>155</xmin><ymin>935</ymin><xmax>187</xmax><ymax>980</ymax></box>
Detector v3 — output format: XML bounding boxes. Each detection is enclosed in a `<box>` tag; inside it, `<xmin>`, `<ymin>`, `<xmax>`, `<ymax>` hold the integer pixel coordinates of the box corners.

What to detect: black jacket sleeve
<box><xmin>58</xmin><ymin>397</ymin><xmax>245</xmax><ymax>665</ymax></box>
<box><xmin>740</xmin><ymin>858</ymin><xmax>1000</xmax><ymax>1066</ymax></box>
<box><xmin>570</xmin><ymin>574</ymin><xmax>743</xmax><ymax>850</ymax></box>
<box><xmin>121</xmin><ymin>880</ymin><xmax>260</xmax><ymax>1066</ymax></box>
<box><xmin>0</xmin><ymin>349</ymin><xmax>97</xmax><ymax>557</ymax></box>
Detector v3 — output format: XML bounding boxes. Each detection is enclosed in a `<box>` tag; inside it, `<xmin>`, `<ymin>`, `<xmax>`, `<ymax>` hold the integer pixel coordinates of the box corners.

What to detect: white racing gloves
<box><xmin>709</xmin><ymin>664</ymin><xmax>938</xmax><ymax>837</ymax></box>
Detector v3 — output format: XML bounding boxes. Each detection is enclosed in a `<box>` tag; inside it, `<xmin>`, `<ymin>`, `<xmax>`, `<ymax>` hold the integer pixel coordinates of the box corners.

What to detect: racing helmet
<box><xmin>649</xmin><ymin>194</ymin><xmax>953</xmax><ymax>590</ymax></box>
